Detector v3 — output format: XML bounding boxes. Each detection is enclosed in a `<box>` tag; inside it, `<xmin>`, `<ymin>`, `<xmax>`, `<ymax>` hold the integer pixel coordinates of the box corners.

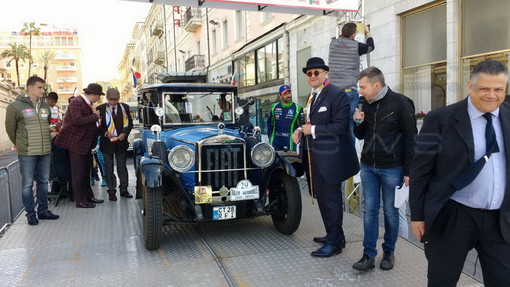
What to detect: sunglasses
<box><xmin>306</xmin><ymin>70</ymin><xmax>326</xmax><ymax>77</ymax></box>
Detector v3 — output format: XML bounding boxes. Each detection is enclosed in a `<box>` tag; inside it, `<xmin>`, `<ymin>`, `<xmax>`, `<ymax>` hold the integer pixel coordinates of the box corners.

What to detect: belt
<box><xmin>275</xmin><ymin>132</ymin><xmax>290</xmax><ymax>137</ymax></box>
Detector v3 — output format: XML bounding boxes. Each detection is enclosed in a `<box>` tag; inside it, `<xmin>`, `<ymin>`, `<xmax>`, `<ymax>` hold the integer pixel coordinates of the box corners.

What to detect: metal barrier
<box><xmin>0</xmin><ymin>160</ymin><xmax>23</xmax><ymax>234</ymax></box>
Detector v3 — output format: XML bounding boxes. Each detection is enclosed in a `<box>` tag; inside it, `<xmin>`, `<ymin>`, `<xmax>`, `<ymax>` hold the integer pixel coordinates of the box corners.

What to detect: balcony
<box><xmin>153</xmin><ymin>51</ymin><xmax>165</xmax><ymax>65</ymax></box>
<box><xmin>56</xmin><ymin>65</ymin><xmax>76</xmax><ymax>71</ymax></box>
<box><xmin>183</xmin><ymin>8</ymin><xmax>202</xmax><ymax>32</ymax></box>
<box><xmin>185</xmin><ymin>55</ymin><xmax>206</xmax><ymax>72</ymax></box>
<box><xmin>57</xmin><ymin>77</ymin><xmax>77</xmax><ymax>83</ymax></box>
<box><xmin>55</xmin><ymin>54</ymin><xmax>76</xmax><ymax>60</ymax></box>
<box><xmin>58</xmin><ymin>88</ymin><xmax>76</xmax><ymax>94</ymax></box>
<box><xmin>151</xmin><ymin>21</ymin><xmax>164</xmax><ymax>37</ymax></box>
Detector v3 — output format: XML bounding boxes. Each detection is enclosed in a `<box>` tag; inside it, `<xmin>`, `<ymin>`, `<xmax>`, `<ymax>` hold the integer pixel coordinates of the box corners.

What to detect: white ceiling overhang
<box><xmin>124</xmin><ymin>0</ymin><xmax>358</xmax><ymax>15</ymax></box>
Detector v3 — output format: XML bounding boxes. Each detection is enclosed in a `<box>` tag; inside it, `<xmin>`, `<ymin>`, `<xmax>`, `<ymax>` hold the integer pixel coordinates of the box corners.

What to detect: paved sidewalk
<box><xmin>0</xmin><ymin>167</ymin><xmax>482</xmax><ymax>287</ymax></box>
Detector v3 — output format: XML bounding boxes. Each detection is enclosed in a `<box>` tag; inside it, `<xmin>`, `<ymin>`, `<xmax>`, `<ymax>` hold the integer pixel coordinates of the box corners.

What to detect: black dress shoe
<box><xmin>311</xmin><ymin>244</ymin><xmax>342</xmax><ymax>257</ymax></box>
<box><xmin>88</xmin><ymin>198</ymin><xmax>104</xmax><ymax>204</ymax></box>
<box><xmin>313</xmin><ymin>237</ymin><xmax>346</xmax><ymax>248</ymax></box>
<box><xmin>313</xmin><ymin>236</ymin><xmax>327</xmax><ymax>244</ymax></box>
<box><xmin>120</xmin><ymin>192</ymin><xmax>133</xmax><ymax>198</ymax></box>
<box><xmin>76</xmin><ymin>202</ymin><xmax>95</xmax><ymax>208</ymax></box>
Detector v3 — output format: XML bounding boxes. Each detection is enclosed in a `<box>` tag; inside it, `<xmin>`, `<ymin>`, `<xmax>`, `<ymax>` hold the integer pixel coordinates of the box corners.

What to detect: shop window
<box><xmin>401</xmin><ymin>3</ymin><xmax>446</xmax><ymax>115</ymax></box>
<box><xmin>235</xmin><ymin>38</ymin><xmax>282</xmax><ymax>87</ymax></box>
<box><xmin>460</xmin><ymin>0</ymin><xmax>510</xmax><ymax>97</ymax></box>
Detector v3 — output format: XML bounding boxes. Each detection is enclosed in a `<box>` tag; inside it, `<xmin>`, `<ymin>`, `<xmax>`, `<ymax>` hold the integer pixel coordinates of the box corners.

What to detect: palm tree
<box><xmin>38</xmin><ymin>50</ymin><xmax>56</xmax><ymax>81</ymax></box>
<box><xmin>21</xmin><ymin>22</ymin><xmax>40</xmax><ymax>78</ymax></box>
<box><xmin>0</xmin><ymin>43</ymin><xmax>32</xmax><ymax>87</ymax></box>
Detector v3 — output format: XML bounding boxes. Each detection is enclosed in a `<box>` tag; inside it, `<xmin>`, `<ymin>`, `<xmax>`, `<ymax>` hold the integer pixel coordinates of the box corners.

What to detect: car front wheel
<box><xmin>143</xmin><ymin>185</ymin><xmax>163</xmax><ymax>250</ymax></box>
<box><xmin>269</xmin><ymin>171</ymin><xmax>302</xmax><ymax>234</ymax></box>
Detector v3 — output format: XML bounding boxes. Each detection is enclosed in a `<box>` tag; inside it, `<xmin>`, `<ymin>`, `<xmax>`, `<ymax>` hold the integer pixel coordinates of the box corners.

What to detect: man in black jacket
<box><xmin>352</xmin><ymin>67</ymin><xmax>417</xmax><ymax>271</ymax></box>
<box><xmin>97</xmin><ymin>87</ymin><xmax>133</xmax><ymax>201</ymax></box>
<box><xmin>410</xmin><ymin>60</ymin><xmax>510</xmax><ymax>286</ymax></box>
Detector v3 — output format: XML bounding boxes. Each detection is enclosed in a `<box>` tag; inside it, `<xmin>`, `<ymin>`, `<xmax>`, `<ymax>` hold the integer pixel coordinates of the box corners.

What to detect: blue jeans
<box><xmin>345</xmin><ymin>88</ymin><xmax>359</xmax><ymax>144</ymax></box>
<box><xmin>19</xmin><ymin>154</ymin><xmax>50</xmax><ymax>215</ymax></box>
<box><xmin>360</xmin><ymin>163</ymin><xmax>403</xmax><ymax>258</ymax></box>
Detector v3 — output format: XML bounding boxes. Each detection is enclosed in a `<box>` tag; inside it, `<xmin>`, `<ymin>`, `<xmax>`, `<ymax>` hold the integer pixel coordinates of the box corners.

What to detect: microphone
<box><xmin>355</xmin><ymin>96</ymin><xmax>365</xmax><ymax>125</ymax></box>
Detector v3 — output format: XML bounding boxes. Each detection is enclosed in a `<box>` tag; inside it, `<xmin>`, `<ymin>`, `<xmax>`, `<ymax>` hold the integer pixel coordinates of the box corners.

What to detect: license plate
<box><xmin>230</xmin><ymin>180</ymin><xmax>259</xmax><ymax>201</ymax></box>
<box><xmin>213</xmin><ymin>206</ymin><xmax>236</xmax><ymax>220</ymax></box>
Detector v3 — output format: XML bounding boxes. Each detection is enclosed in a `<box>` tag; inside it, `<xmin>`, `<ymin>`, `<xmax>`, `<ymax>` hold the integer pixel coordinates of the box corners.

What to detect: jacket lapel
<box><xmin>499</xmin><ymin>102</ymin><xmax>510</xmax><ymax>172</ymax></box>
<box><xmin>454</xmin><ymin>98</ymin><xmax>475</xmax><ymax>163</ymax></box>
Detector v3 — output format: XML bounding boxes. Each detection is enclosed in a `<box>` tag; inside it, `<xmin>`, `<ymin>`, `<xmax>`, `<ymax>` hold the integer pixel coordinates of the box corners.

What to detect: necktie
<box><xmin>451</xmin><ymin>113</ymin><xmax>499</xmax><ymax>190</ymax></box>
<box><xmin>310</xmin><ymin>92</ymin><xmax>318</xmax><ymax>109</ymax></box>
<box><xmin>112</xmin><ymin>106</ymin><xmax>117</xmax><ymax>121</ymax></box>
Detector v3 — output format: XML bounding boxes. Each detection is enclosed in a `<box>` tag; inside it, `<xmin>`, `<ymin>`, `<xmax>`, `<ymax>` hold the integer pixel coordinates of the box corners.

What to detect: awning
<box><xmin>125</xmin><ymin>0</ymin><xmax>358</xmax><ymax>15</ymax></box>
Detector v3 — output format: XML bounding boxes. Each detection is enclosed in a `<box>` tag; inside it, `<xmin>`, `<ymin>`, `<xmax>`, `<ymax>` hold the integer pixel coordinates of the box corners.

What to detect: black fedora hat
<box><xmin>83</xmin><ymin>83</ymin><xmax>105</xmax><ymax>95</ymax></box>
<box><xmin>302</xmin><ymin>57</ymin><xmax>329</xmax><ymax>74</ymax></box>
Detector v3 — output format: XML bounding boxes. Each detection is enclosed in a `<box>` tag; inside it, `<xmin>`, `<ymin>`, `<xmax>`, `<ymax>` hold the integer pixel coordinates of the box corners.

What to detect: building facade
<box><xmin>119</xmin><ymin>0</ymin><xmax>509</xmax><ymax>134</ymax></box>
<box><xmin>0</xmin><ymin>26</ymin><xmax>83</xmax><ymax>105</ymax></box>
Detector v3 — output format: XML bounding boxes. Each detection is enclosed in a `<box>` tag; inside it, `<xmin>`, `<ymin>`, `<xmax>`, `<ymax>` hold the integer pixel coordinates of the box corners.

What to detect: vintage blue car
<box><xmin>133</xmin><ymin>83</ymin><xmax>303</xmax><ymax>250</ymax></box>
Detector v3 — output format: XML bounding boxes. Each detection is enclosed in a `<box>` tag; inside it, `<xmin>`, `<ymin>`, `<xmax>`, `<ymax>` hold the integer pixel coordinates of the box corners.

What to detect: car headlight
<box><xmin>168</xmin><ymin>145</ymin><xmax>195</xmax><ymax>172</ymax></box>
<box><xmin>150</xmin><ymin>124</ymin><xmax>161</xmax><ymax>134</ymax></box>
<box><xmin>251</xmin><ymin>143</ymin><xmax>275</xmax><ymax>168</ymax></box>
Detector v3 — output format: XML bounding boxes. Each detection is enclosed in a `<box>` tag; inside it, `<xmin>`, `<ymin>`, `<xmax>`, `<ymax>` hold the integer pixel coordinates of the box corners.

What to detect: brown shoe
<box><xmin>120</xmin><ymin>192</ymin><xmax>133</xmax><ymax>198</ymax></box>
<box><xmin>76</xmin><ymin>202</ymin><xmax>95</xmax><ymax>208</ymax></box>
<box><xmin>108</xmin><ymin>193</ymin><xmax>117</xmax><ymax>201</ymax></box>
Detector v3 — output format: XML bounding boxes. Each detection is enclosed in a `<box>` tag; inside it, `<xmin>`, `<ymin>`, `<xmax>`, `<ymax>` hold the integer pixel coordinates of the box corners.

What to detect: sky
<box><xmin>1</xmin><ymin>0</ymin><xmax>150</xmax><ymax>85</ymax></box>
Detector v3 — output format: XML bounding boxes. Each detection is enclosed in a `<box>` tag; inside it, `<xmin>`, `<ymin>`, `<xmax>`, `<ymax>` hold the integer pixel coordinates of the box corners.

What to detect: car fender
<box><xmin>261</xmin><ymin>154</ymin><xmax>296</xmax><ymax>191</ymax></box>
<box><xmin>140</xmin><ymin>157</ymin><xmax>163</xmax><ymax>188</ymax></box>
<box><xmin>133</xmin><ymin>139</ymin><xmax>145</xmax><ymax>169</ymax></box>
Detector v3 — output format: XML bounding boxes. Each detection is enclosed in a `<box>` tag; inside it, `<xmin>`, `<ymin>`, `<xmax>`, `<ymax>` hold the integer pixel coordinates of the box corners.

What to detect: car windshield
<box><xmin>162</xmin><ymin>91</ymin><xmax>234</xmax><ymax>125</ymax></box>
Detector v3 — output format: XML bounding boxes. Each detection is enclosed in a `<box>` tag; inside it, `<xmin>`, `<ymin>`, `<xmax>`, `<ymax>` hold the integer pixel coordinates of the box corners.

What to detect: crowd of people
<box><xmin>4</xmin><ymin>21</ymin><xmax>510</xmax><ymax>286</ymax></box>
<box><xmin>6</xmin><ymin>80</ymin><xmax>134</xmax><ymax>212</ymax></box>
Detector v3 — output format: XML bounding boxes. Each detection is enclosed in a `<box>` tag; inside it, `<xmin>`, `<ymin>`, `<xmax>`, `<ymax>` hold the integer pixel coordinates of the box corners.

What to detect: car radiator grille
<box><xmin>200</xmin><ymin>144</ymin><xmax>244</xmax><ymax>190</ymax></box>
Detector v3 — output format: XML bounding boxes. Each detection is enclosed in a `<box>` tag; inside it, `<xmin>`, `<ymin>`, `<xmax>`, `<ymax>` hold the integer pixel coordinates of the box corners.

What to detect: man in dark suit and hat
<box><xmin>55</xmin><ymin>83</ymin><xmax>105</xmax><ymax>208</ymax></box>
<box><xmin>292</xmin><ymin>57</ymin><xmax>359</xmax><ymax>257</ymax></box>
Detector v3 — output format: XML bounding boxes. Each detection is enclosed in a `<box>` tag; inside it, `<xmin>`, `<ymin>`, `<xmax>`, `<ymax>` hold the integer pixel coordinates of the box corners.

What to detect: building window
<box><xmin>460</xmin><ymin>0</ymin><xmax>510</xmax><ymax>97</ymax></box>
<box><xmin>261</xmin><ymin>12</ymin><xmax>272</xmax><ymax>23</ymax></box>
<box><xmin>401</xmin><ymin>3</ymin><xmax>446</xmax><ymax>115</ymax></box>
<box><xmin>211</xmin><ymin>29</ymin><xmax>217</xmax><ymax>54</ymax></box>
<box><xmin>235</xmin><ymin>37</ymin><xmax>282</xmax><ymax>87</ymax></box>
<box><xmin>235</xmin><ymin>11</ymin><xmax>243</xmax><ymax>40</ymax></box>
<box><xmin>55</xmin><ymin>37</ymin><xmax>61</xmax><ymax>46</ymax></box>
<box><xmin>68</xmin><ymin>37</ymin><xmax>74</xmax><ymax>46</ymax></box>
<box><xmin>222</xmin><ymin>19</ymin><xmax>228</xmax><ymax>48</ymax></box>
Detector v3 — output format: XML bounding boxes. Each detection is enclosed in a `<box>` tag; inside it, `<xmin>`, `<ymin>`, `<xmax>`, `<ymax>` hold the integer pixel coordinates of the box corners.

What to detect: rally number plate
<box><xmin>230</xmin><ymin>180</ymin><xmax>259</xmax><ymax>201</ymax></box>
<box><xmin>213</xmin><ymin>206</ymin><xmax>236</xmax><ymax>220</ymax></box>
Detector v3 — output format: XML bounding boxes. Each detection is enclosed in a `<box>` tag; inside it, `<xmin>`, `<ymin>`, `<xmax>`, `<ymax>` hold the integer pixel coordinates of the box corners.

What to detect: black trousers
<box><xmin>103</xmin><ymin>145</ymin><xmax>128</xmax><ymax>194</ymax></box>
<box><xmin>302</xmin><ymin>148</ymin><xmax>345</xmax><ymax>247</ymax></box>
<box><xmin>424</xmin><ymin>200</ymin><xmax>510</xmax><ymax>287</ymax></box>
<box><xmin>69</xmin><ymin>151</ymin><xmax>95</xmax><ymax>204</ymax></box>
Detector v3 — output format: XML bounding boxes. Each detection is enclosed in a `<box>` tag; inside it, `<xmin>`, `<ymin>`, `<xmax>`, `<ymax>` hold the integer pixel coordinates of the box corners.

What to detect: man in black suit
<box><xmin>97</xmin><ymin>88</ymin><xmax>133</xmax><ymax>201</ymax></box>
<box><xmin>410</xmin><ymin>59</ymin><xmax>510</xmax><ymax>286</ymax></box>
<box><xmin>292</xmin><ymin>57</ymin><xmax>359</xmax><ymax>257</ymax></box>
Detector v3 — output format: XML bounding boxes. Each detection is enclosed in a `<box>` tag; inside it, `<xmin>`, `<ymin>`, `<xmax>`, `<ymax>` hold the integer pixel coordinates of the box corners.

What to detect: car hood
<box><xmin>166</xmin><ymin>126</ymin><xmax>240</xmax><ymax>143</ymax></box>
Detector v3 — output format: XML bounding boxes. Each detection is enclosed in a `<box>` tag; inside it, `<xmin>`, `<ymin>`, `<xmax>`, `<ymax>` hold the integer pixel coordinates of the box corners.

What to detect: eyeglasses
<box><xmin>306</xmin><ymin>70</ymin><xmax>326</xmax><ymax>77</ymax></box>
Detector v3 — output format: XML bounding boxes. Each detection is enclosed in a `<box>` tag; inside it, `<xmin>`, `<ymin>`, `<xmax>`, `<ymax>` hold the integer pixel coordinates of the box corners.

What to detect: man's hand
<box><xmin>403</xmin><ymin>176</ymin><xmax>410</xmax><ymax>186</ymax></box>
<box><xmin>106</xmin><ymin>131</ymin><xmax>114</xmax><ymax>139</ymax></box>
<box><xmin>353</xmin><ymin>108</ymin><xmax>365</xmax><ymax>124</ymax></box>
<box><xmin>411</xmin><ymin>221</ymin><xmax>427</xmax><ymax>243</ymax></box>
<box><xmin>292</xmin><ymin>129</ymin><xmax>302</xmax><ymax>144</ymax></box>
<box><xmin>118</xmin><ymin>133</ymin><xmax>126</xmax><ymax>141</ymax></box>
<box><xmin>301</xmin><ymin>124</ymin><xmax>312</xmax><ymax>136</ymax></box>
<box><xmin>93</xmin><ymin>110</ymin><xmax>100</xmax><ymax>117</ymax></box>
